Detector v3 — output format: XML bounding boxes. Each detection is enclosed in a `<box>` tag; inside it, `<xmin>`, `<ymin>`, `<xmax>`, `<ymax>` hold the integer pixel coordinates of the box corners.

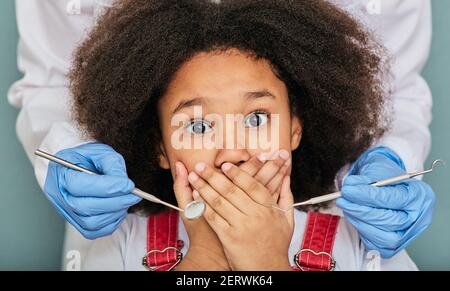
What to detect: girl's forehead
<box><xmin>160</xmin><ymin>50</ymin><xmax>288</xmax><ymax>111</ymax></box>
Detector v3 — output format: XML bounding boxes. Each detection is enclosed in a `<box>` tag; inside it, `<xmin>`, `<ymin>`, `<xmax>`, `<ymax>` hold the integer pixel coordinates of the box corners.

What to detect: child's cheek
<box><xmin>170</xmin><ymin>149</ymin><xmax>218</xmax><ymax>175</ymax></box>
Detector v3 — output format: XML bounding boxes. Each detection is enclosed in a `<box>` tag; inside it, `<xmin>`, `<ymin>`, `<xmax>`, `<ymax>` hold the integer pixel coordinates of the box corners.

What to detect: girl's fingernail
<box><xmin>188</xmin><ymin>172</ymin><xmax>199</xmax><ymax>182</ymax></box>
<box><xmin>195</xmin><ymin>162</ymin><xmax>206</xmax><ymax>173</ymax></box>
<box><xmin>221</xmin><ymin>162</ymin><xmax>233</xmax><ymax>172</ymax></box>
<box><xmin>257</xmin><ymin>153</ymin><xmax>268</xmax><ymax>162</ymax></box>
<box><xmin>280</xmin><ymin>150</ymin><xmax>290</xmax><ymax>160</ymax></box>
<box><xmin>192</xmin><ymin>190</ymin><xmax>200</xmax><ymax>200</ymax></box>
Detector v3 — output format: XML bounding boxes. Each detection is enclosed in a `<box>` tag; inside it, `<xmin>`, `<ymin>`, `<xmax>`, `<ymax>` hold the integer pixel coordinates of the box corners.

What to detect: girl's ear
<box><xmin>290</xmin><ymin>115</ymin><xmax>302</xmax><ymax>151</ymax></box>
<box><xmin>159</xmin><ymin>143</ymin><xmax>171</xmax><ymax>170</ymax></box>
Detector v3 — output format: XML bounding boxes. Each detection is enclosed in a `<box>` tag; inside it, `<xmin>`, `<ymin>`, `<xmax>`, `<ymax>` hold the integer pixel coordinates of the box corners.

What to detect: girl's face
<box><xmin>158</xmin><ymin>49</ymin><xmax>302</xmax><ymax>176</ymax></box>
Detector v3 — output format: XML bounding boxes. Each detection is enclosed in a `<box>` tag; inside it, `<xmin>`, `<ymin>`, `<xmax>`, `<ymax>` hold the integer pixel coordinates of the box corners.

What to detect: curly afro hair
<box><xmin>70</xmin><ymin>0</ymin><xmax>389</xmax><ymax>215</ymax></box>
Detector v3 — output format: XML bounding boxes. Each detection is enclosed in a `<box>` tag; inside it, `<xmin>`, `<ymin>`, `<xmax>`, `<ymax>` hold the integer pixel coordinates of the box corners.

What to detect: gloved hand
<box><xmin>43</xmin><ymin>143</ymin><xmax>141</xmax><ymax>239</ymax></box>
<box><xmin>336</xmin><ymin>146</ymin><xmax>436</xmax><ymax>258</ymax></box>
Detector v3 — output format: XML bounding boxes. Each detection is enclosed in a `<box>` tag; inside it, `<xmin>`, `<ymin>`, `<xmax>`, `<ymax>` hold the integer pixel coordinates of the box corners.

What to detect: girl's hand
<box><xmin>188</xmin><ymin>153</ymin><xmax>294</xmax><ymax>271</ymax></box>
<box><xmin>173</xmin><ymin>151</ymin><xmax>291</xmax><ymax>270</ymax></box>
<box><xmin>173</xmin><ymin>161</ymin><xmax>229</xmax><ymax>270</ymax></box>
<box><xmin>239</xmin><ymin>151</ymin><xmax>292</xmax><ymax>202</ymax></box>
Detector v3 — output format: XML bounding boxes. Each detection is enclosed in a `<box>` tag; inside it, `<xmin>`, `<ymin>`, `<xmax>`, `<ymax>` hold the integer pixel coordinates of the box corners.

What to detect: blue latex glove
<box><xmin>336</xmin><ymin>146</ymin><xmax>436</xmax><ymax>258</ymax></box>
<box><xmin>43</xmin><ymin>143</ymin><xmax>142</xmax><ymax>239</ymax></box>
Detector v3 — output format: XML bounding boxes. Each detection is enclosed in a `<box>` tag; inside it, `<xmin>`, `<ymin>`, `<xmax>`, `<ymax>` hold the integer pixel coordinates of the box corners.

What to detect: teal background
<box><xmin>406</xmin><ymin>1</ymin><xmax>450</xmax><ymax>271</ymax></box>
<box><xmin>0</xmin><ymin>1</ymin><xmax>448</xmax><ymax>270</ymax></box>
<box><xmin>0</xmin><ymin>1</ymin><xmax>65</xmax><ymax>270</ymax></box>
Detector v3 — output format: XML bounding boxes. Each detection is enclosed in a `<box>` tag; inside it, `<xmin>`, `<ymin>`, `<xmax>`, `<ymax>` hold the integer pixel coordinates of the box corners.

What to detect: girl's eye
<box><xmin>186</xmin><ymin>120</ymin><xmax>213</xmax><ymax>135</ymax></box>
<box><xmin>244</xmin><ymin>111</ymin><xmax>269</xmax><ymax>128</ymax></box>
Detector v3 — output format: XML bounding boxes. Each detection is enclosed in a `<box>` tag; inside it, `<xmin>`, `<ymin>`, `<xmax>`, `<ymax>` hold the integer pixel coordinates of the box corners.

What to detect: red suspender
<box><xmin>293</xmin><ymin>212</ymin><xmax>340</xmax><ymax>271</ymax></box>
<box><xmin>144</xmin><ymin>210</ymin><xmax>339</xmax><ymax>271</ymax></box>
<box><xmin>142</xmin><ymin>211</ymin><xmax>184</xmax><ymax>271</ymax></box>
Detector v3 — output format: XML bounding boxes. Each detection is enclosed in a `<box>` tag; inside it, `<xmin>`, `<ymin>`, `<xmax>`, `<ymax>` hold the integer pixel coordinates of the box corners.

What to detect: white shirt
<box><xmin>82</xmin><ymin>210</ymin><xmax>418</xmax><ymax>271</ymax></box>
<box><xmin>9</xmin><ymin>0</ymin><xmax>433</xmax><ymax>269</ymax></box>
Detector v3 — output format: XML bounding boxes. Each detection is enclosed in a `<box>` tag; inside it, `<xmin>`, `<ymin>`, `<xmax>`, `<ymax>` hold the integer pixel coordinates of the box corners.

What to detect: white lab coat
<box><xmin>9</xmin><ymin>0</ymin><xmax>432</xmax><ymax>270</ymax></box>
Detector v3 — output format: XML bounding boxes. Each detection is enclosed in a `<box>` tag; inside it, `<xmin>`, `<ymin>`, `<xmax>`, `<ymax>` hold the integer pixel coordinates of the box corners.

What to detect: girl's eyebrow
<box><xmin>244</xmin><ymin>89</ymin><xmax>277</xmax><ymax>100</ymax></box>
<box><xmin>172</xmin><ymin>97</ymin><xmax>205</xmax><ymax>114</ymax></box>
<box><xmin>172</xmin><ymin>89</ymin><xmax>276</xmax><ymax>114</ymax></box>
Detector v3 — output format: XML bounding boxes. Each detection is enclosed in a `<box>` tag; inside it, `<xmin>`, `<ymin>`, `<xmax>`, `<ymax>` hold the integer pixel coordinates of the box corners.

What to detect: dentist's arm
<box><xmin>9</xmin><ymin>0</ymin><xmax>93</xmax><ymax>175</ymax></box>
<box><xmin>9</xmin><ymin>0</ymin><xmax>140</xmax><ymax>239</ymax></box>
<box><xmin>336</xmin><ymin>0</ymin><xmax>435</xmax><ymax>258</ymax></box>
<box><xmin>376</xmin><ymin>0</ymin><xmax>433</xmax><ymax>172</ymax></box>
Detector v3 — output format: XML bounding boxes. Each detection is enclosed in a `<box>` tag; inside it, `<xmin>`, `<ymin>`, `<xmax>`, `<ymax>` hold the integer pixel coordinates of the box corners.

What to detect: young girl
<box><xmin>72</xmin><ymin>0</ymin><xmax>417</xmax><ymax>270</ymax></box>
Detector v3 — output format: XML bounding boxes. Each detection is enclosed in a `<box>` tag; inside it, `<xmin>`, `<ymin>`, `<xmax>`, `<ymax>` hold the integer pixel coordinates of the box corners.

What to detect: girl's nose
<box><xmin>214</xmin><ymin>148</ymin><xmax>251</xmax><ymax>169</ymax></box>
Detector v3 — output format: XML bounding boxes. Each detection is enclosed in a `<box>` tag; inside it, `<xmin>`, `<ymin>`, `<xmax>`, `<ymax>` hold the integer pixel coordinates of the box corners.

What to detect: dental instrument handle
<box><xmin>131</xmin><ymin>188</ymin><xmax>183</xmax><ymax>212</ymax></box>
<box><xmin>291</xmin><ymin>173</ymin><xmax>417</xmax><ymax>208</ymax></box>
<box><xmin>273</xmin><ymin>160</ymin><xmax>444</xmax><ymax>211</ymax></box>
<box><xmin>34</xmin><ymin>149</ymin><xmax>184</xmax><ymax>213</ymax></box>
<box><xmin>291</xmin><ymin>191</ymin><xmax>343</xmax><ymax>208</ymax></box>
<box><xmin>371</xmin><ymin>174</ymin><xmax>412</xmax><ymax>187</ymax></box>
